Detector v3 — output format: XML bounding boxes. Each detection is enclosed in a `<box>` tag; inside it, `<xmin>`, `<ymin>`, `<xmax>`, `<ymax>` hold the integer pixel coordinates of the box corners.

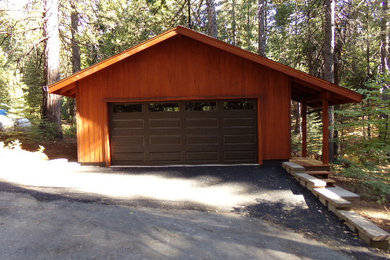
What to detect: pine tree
<box><xmin>42</xmin><ymin>0</ymin><xmax>62</xmax><ymax>138</ymax></box>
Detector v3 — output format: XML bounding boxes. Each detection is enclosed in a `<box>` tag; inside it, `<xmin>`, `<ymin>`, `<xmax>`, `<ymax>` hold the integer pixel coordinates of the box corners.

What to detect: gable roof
<box><xmin>49</xmin><ymin>26</ymin><xmax>362</xmax><ymax>107</ymax></box>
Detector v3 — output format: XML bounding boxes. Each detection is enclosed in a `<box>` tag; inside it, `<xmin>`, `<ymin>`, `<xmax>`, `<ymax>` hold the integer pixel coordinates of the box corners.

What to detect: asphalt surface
<box><xmin>0</xmin><ymin>160</ymin><xmax>388</xmax><ymax>259</ymax></box>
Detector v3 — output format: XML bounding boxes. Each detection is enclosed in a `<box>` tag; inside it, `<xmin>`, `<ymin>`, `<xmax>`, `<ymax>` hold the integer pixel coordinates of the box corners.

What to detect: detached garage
<box><xmin>49</xmin><ymin>26</ymin><xmax>362</xmax><ymax>166</ymax></box>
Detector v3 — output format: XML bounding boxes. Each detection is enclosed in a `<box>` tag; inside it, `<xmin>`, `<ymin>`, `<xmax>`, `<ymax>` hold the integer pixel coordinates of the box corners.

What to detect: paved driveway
<box><xmin>0</xmin><ymin>161</ymin><xmax>388</xmax><ymax>259</ymax></box>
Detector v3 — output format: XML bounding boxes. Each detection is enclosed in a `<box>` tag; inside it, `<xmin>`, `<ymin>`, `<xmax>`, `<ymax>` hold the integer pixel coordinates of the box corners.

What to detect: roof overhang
<box><xmin>49</xmin><ymin>26</ymin><xmax>362</xmax><ymax>106</ymax></box>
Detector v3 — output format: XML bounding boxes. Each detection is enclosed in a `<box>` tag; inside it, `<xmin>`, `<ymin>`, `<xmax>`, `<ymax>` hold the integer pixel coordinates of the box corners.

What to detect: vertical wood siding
<box><xmin>76</xmin><ymin>35</ymin><xmax>291</xmax><ymax>164</ymax></box>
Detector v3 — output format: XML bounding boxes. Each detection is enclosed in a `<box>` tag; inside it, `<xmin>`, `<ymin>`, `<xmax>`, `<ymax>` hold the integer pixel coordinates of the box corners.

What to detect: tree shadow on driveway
<box><xmin>0</xmin><ymin>160</ymin><xmax>388</xmax><ymax>259</ymax></box>
<box><xmin>0</xmin><ymin>188</ymin><xmax>381</xmax><ymax>260</ymax></box>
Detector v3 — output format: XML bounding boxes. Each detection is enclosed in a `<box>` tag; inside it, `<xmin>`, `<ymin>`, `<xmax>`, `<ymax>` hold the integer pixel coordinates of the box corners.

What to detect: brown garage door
<box><xmin>110</xmin><ymin>100</ymin><xmax>257</xmax><ymax>165</ymax></box>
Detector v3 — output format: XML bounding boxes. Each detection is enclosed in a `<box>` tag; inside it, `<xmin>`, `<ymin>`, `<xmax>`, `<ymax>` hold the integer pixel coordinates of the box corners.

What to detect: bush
<box><xmin>335</xmin><ymin>158</ymin><xmax>390</xmax><ymax>204</ymax></box>
<box><xmin>27</xmin><ymin>120</ymin><xmax>61</xmax><ymax>142</ymax></box>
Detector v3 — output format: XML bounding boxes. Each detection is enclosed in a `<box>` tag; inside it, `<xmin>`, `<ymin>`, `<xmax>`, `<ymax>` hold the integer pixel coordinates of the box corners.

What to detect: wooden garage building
<box><xmin>49</xmin><ymin>26</ymin><xmax>362</xmax><ymax>166</ymax></box>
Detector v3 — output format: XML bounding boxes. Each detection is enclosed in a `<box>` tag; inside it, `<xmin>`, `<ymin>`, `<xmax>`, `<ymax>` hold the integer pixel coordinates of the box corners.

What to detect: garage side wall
<box><xmin>76</xmin><ymin>36</ymin><xmax>291</xmax><ymax>164</ymax></box>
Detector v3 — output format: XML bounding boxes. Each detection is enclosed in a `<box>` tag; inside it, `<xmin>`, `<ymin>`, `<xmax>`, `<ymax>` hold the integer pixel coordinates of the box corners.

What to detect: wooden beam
<box><xmin>257</xmin><ymin>97</ymin><xmax>263</xmax><ymax>165</ymax></box>
<box><xmin>75</xmin><ymin>83</ymin><xmax>81</xmax><ymax>163</ymax></box>
<box><xmin>301</xmin><ymin>102</ymin><xmax>307</xmax><ymax>158</ymax></box>
<box><xmin>322</xmin><ymin>96</ymin><xmax>329</xmax><ymax>165</ymax></box>
<box><xmin>58</xmin><ymin>82</ymin><xmax>76</xmax><ymax>95</ymax></box>
<box><xmin>300</xmin><ymin>94</ymin><xmax>324</xmax><ymax>104</ymax></box>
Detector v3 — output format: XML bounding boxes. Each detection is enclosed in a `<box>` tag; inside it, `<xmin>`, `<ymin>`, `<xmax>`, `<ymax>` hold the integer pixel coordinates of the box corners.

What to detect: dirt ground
<box><xmin>333</xmin><ymin>176</ymin><xmax>390</xmax><ymax>233</ymax></box>
<box><xmin>22</xmin><ymin>138</ymin><xmax>78</xmax><ymax>162</ymax></box>
<box><xmin>20</xmin><ymin>140</ymin><xmax>390</xmax><ymax>236</ymax></box>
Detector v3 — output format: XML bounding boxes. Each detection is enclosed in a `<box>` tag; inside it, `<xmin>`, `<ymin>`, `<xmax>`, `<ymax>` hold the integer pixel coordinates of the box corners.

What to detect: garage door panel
<box><xmin>113</xmin><ymin>152</ymin><xmax>145</xmax><ymax>162</ymax></box>
<box><xmin>111</xmin><ymin>129</ymin><xmax>147</xmax><ymax>137</ymax></box>
<box><xmin>186</xmin><ymin>151</ymin><xmax>219</xmax><ymax>162</ymax></box>
<box><xmin>223</xmin><ymin>118</ymin><xmax>256</xmax><ymax>128</ymax></box>
<box><xmin>185</xmin><ymin>118</ymin><xmax>218</xmax><ymax>128</ymax></box>
<box><xmin>111</xmin><ymin>119</ymin><xmax>145</xmax><ymax>129</ymax></box>
<box><xmin>149</xmin><ymin>135</ymin><xmax>181</xmax><ymax>145</ymax></box>
<box><xmin>149</xmin><ymin>152</ymin><xmax>181</xmax><ymax>162</ymax></box>
<box><xmin>145</xmin><ymin>145</ymin><xmax>183</xmax><ymax>152</ymax></box>
<box><xmin>186</xmin><ymin>135</ymin><xmax>218</xmax><ymax>145</ymax></box>
<box><xmin>149</xmin><ymin>118</ymin><xmax>181</xmax><ymax>129</ymax></box>
<box><xmin>224</xmin><ymin>134</ymin><xmax>257</xmax><ymax>144</ymax></box>
<box><xmin>111</xmin><ymin>113</ymin><xmax>143</xmax><ymax>120</ymax></box>
<box><xmin>223</xmin><ymin>144</ymin><xmax>258</xmax><ymax>151</ymax></box>
<box><xmin>224</xmin><ymin>151</ymin><xmax>257</xmax><ymax>162</ymax></box>
<box><xmin>111</xmin><ymin>145</ymin><xmax>146</xmax><ymax>153</ymax></box>
<box><xmin>111</xmin><ymin>136</ymin><xmax>145</xmax><ymax>145</ymax></box>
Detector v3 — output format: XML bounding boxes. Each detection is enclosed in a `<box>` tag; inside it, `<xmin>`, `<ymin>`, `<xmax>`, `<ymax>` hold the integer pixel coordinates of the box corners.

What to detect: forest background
<box><xmin>0</xmin><ymin>0</ymin><xmax>389</xmax><ymax>204</ymax></box>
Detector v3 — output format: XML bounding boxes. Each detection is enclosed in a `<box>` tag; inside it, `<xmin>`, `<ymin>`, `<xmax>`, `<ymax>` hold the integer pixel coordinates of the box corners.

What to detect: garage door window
<box><xmin>224</xmin><ymin>100</ymin><xmax>255</xmax><ymax>110</ymax></box>
<box><xmin>186</xmin><ymin>101</ymin><xmax>216</xmax><ymax>111</ymax></box>
<box><xmin>112</xmin><ymin>104</ymin><xmax>142</xmax><ymax>113</ymax></box>
<box><xmin>148</xmin><ymin>103</ymin><xmax>180</xmax><ymax>112</ymax></box>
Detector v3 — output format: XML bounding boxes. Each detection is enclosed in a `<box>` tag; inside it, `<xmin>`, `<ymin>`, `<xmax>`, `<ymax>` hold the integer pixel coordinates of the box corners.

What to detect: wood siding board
<box><xmin>78</xmin><ymin>82</ymin><xmax>87</xmax><ymax>162</ymax></box>
<box><xmin>76</xmin><ymin>84</ymin><xmax>81</xmax><ymax>162</ymax></box>
<box><xmin>85</xmin><ymin>80</ymin><xmax>92</xmax><ymax>162</ymax></box>
<box><xmin>288</xmin><ymin>78</ymin><xmax>292</xmax><ymax>159</ymax></box>
<box><xmin>89</xmin><ymin>78</ymin><xmax>95</xmax><ymax>162</ymax></box>
<box><xmin>104</xmin><ymin>102</ymin><xmax>110</xmax><ymax>166</ymax></box>
<box><xmin>97</xmin><ymin>75</ymin><xmax>103</xmax><ymax>162</ymax></box>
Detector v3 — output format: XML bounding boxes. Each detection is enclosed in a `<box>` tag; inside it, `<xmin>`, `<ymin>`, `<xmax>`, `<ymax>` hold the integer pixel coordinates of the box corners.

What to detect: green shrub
<box><xmin>26</xmin><ymin>120</ymin><xmax>61</xmax><ymax>142</ymax></box>
<box><xmin>62</xmin><ymin>123</ymin><xmax>76</xmax><ymax>138</ymax></box>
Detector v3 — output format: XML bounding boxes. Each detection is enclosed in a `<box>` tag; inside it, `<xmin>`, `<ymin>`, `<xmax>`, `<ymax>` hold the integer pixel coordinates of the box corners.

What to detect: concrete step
<box><xmin>312</xmin><ymin>188</ymin><xmax>352</xmax><ymax>209</ymax></box>
<box><xmin>326</xmin><ymin>186</ymin><xmax>360</xmax><ymax>201</ymax></box>
<box><xmin>295</xmin><ymin>173</ymin><xmax>327</xmax><ymax>190</ymax></box>
<box><xmin>337</xmin><ymin>210</ymin><xmax>390</xmax><ymax>249</ymax></box>
<box><xmin>282</xmin><ymin>162</ymin><xmax>305</xmax><ymax>175</ymax></box>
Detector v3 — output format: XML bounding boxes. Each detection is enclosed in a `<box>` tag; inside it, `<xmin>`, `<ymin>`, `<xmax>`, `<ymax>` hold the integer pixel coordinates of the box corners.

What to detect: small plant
<box><xmin>7</xmin><ymin>139</ymin><xmax>22</xmax><ymax>150</ymax></box>
<box><xmin>38</xmin><ymin>145</ymin><xmax>45</xmax><ymax>153</ymax></box>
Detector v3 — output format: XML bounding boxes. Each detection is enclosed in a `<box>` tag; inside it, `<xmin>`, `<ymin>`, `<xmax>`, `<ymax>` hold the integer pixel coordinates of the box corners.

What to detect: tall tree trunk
<box><xmin>68</xmin><ymin>3</ymin><xmax>80</xmax><ymax>124</ymax></box>
<box><xmin>71</xmin><ymin>7</ymin><xmax>81</xmax><ymax>73</ymax></box>
<box><xmin>381</xmin><ymin>0</ymin><xmax>389</xmax><ymax>73</ymax></box>
<box><xmin>306</xmin><ymin>2</ymin><xmax>315</xmax><ymax>76</ymax></box>
<box><xmin>323</xmin><ymin>0</ymin><xmax>335</xmax><ymax>162</ymax></box>
<box><xmin>187</xmin><ymin>0</ymin><xmax>192</xmax><ymax>29</ymax></box>
<box><xmin>206</xmin><ymin>0</ymin><xmax>217</xmax><ymax>38</ymax></box>
<box><xmin>232</xmin><ymin>0</ymin><xmax>236</xmax><ymax>45</ymax></box>
<box><xmin>42</xmin><ymin>0</ymin><xmax>62</xmax><ymax>139</ymax></box>
<box><xmin>366</xmin><ymin>6</ymin><xmax>371</xmax><ymax>138</ymax></box>
<box><xmin>380</xmin><ymin>0</ymin><xmax>389</xmax><ymax>139</ymax></box>
<box><xmin>258</xmin><ymin>0</ymin><xmax>266</xmax><ymax>56</ymax></box>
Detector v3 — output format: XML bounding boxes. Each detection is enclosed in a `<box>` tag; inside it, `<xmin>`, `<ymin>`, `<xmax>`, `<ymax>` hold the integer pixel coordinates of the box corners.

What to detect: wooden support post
<box><xmin>322</xmin><ymin>96</ymin><xmax>329</xmax><ymax>165</ymax></box>
<box><xmin>301</xmin><ymin>102</ymin><xmax>307</xmax><ymax>157</ymax></box>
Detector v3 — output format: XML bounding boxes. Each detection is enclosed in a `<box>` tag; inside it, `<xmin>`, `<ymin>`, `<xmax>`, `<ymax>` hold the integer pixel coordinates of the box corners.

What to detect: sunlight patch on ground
<box><xmin>0</xmin><ymin>163</ymin><xmax>260</xmax><ymax>209</ymax></box>
<box><xmin>0</xmin><ymin>147</ymin><xmax>307</xmax><ymax>210</ymax></box>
